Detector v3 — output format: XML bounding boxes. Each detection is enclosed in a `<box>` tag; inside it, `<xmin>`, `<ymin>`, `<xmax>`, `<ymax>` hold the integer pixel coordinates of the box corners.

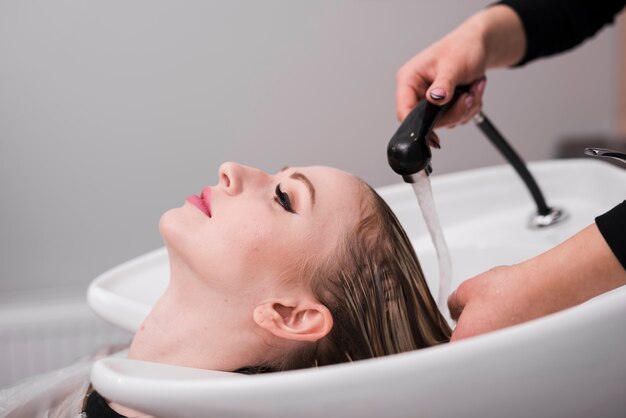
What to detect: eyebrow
<box><xmin>281</xmin><ymin>166</ymin><xmax>316</xmax><ymax>207</ymax></box>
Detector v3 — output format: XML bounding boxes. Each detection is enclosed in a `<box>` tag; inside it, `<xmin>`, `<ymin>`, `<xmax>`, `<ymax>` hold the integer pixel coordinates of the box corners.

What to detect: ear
<box><xmin>253</xmin><ymin>297</ymin><xmax>333</xmax><ymax>342</ymax></box>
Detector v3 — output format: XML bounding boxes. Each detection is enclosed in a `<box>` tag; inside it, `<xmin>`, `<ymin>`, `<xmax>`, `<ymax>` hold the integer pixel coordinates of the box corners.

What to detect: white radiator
<box><xmin>0</xmin><ymin>297</ymin><xmax>132</xmax><ymax>388</ymax></box>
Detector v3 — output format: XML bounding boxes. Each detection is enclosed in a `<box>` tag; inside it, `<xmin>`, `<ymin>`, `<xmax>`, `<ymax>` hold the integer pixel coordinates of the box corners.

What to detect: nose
<box><xmin>218</xmin><ymin>162</ymin><xmax>269</xmax><ymax>195</ymax></box>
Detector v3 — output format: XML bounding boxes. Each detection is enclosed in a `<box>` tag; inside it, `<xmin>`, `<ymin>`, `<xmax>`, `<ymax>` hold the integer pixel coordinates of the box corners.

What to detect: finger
<box><xmin>447</xmin><ymin>288</ymin><xmax>466</xmax><ymax>321</ymax></box>
<box><xmin>432</xmin><ymin>75</ymin><xmax>485</xmax><ymax>128</ymax></box>
<box><xmin>435</xmin><ymin>92</ymin><xmax>471</xmax><ymax>128</ymax></box>
<box><xmin>459</xmin><ymin>93</ymin><xmax>482</xmax><ymax>125</ymax></box>
<box><xmin>466</xmin><ymin>77</ymin><xmax>485</xmax><ymax>113</ymax></box>
<box><xmin>425</xmin><ymin>67</ymin><xmax>459</xmax><ymax>106</ymax></box>
<box><xmin>460</xmin><ymin>78</ymin><xmax>486</xmax><ymax>124</ymax></box>
<box><xmin>396</xmin><ymin>67</ymin><xmax>428</xmax><ymax>122</ymax></box>
<box><xmin>466</xmin><ymin>77</ymin><xmax>486</xmax><ymax>115</ymax></box>
<box><xmin>460</xmin><ymin>103</ymin><xmax>481</xmax><ymax>125</ymax></box>
<box><xmin>475</xmin><ymin>76</ymin><xmax>487</xmax><ymax>99</ymax></box>
<box><xmin>396</xmin><ymin>84</ymin><xmax>417</xmax><ymax>122</ymax></box>
<box><xmin>426</xmin><ymin>131</ymin><xmax>441</xmax><ymax>149</ymax></box>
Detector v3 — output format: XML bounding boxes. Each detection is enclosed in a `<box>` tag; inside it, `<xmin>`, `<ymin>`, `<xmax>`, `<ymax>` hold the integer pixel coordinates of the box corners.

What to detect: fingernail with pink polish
<box><xmin>476</xmin><ymin>79</ymin><xmax>486</xmax><ymax>94</ymax></box>
<box><xmin>464</xmin><ymin>95</ymin><xmax>475</xmax><ymax>109</ymax></box>
<box><xmin>430</xmin><ymin>88</ymin><xmax>446</xmax><ymax>101</ymax></box>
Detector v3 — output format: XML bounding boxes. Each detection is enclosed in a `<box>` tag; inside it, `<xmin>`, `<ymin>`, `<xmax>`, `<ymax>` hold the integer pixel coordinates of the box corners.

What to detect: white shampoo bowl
<box><xmin>88</xmin><ymin>159</ymin><xmax>626</xmax><ymax>418</ymax></box>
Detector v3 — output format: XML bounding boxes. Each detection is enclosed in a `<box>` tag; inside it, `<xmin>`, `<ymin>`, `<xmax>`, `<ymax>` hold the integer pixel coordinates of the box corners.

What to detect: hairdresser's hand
<box><xmin>448</xmin><ymin>224</ymin><xmax>626</xmax><ymax>341</ymax></box>
<box><xmin>396</xmin><ymin>5</ymin><xmax>527</xmax><ymax>127</ymax></box>
<box><xmin>396</xmin><ymin>28</ymin><xmax>487</xmax><ymax>127</ymax></box>
<box><xmin>447</xmin><ymin>265</ymin><xmax>534</xmax><ymax>341</ymax></box>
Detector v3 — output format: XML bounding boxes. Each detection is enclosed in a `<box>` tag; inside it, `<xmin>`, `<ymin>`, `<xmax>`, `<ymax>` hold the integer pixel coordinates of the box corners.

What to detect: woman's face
<box><xmin>159</xmin><ymin>162</ymin><xmax>363</xmax><ymax>300</ymax></box>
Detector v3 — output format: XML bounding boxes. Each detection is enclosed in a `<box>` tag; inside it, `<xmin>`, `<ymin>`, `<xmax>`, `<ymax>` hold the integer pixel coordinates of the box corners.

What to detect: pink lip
<box><xmin>186</xmin><ymin>187</ymin><xmax>212</xmax><ymax>217</ymax></box>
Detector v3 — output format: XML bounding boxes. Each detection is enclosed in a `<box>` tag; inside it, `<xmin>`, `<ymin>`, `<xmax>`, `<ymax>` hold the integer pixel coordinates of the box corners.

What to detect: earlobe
<box><xmin>253</xmin><ymin>299</ymin><xmax>333</xmax><ymax>342</ymax></box>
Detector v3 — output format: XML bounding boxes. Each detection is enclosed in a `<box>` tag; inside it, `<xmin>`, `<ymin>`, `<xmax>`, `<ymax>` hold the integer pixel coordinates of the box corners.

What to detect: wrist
<box><xmin>473</xmin><ymin>5</ymin><xmax>526</xmax><ymax>68</ymax></box>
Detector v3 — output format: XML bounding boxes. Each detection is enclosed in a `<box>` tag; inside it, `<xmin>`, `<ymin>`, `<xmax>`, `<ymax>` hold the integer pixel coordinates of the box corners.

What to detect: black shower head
<box><xmin>387</xmin><ymin>86</ymin><xmax>469</xmax><ymax>183</ymax></box>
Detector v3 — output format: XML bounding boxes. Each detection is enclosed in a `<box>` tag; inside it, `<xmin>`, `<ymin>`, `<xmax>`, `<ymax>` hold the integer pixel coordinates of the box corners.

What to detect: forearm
<box><xmin>462</xmin><ymin>5</ymin><xmax>526</xmax><ymax>69</ymax></box>
<box><xmin>520</xmin><ymin>224</ymin><xmax>626</xmax><ymax>320</ymax></box>
<box><xmin>450</xmin><ymin>214</ymin><xmax>626</xmax><ymax>341</ymax></box>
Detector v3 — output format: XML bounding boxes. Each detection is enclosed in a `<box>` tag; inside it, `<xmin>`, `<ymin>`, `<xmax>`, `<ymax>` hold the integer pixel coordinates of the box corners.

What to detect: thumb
<box><xmin>426</xmin><ymin>70</ymin><xmax>459</xmax><ymax>106</ymax></box>
<box><xmin>447</xmin><ymin>288</ymin><xmax>465</xmax><ymax>321</ymax></box>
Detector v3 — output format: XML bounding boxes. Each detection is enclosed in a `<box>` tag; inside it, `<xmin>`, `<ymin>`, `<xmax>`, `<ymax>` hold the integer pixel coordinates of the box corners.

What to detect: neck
<box><xmin>107</xmin><ymin>261</ymin><xmax>280</xmax><ymax>417</ymax></box>
<box><xmin>127</xmin><ymin>277</ymin><xmax>268</xmax><ymax>371</ymax></box>
<box><xmin>108</xmin><ymin>274</ymin><xmax>269</xmax><ymax>417</ymax></box>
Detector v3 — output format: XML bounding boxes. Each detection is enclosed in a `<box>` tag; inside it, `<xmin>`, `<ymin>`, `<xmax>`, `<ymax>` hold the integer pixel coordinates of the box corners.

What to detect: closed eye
<box><xmin>275</xmin><ymin>184</ymin><xmax>296</xmax><ymax>214</ymax></box>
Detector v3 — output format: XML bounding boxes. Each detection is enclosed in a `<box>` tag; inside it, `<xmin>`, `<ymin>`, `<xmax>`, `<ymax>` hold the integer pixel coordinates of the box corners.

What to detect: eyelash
<box><xmin>275</xmin><ymin>184</ymin><xmax>295</xmax><ymax>214</ymax></box>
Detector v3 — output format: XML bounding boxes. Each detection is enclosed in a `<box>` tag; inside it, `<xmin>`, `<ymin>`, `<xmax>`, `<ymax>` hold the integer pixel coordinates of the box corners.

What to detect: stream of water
<box><xmin>411</xmin><ymin>170</ymin><xmax>452</xmax><ymax>317</ymax></box>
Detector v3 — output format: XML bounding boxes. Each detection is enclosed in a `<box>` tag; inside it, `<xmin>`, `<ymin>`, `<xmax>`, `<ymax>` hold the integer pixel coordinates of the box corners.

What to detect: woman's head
<box><xmin>160</xmin><ymin>162</ymin><xmax>362</xmax><ymax>295</ymax></box>
<box><xmin>272</xmin><ymin>181</ymin><xmax>451</xmax><ymax>370</ymax></box>
<box><xmin>149</xmin><ymin>162</ymin><xmax>449</xmax><ymax>372</ymax></box>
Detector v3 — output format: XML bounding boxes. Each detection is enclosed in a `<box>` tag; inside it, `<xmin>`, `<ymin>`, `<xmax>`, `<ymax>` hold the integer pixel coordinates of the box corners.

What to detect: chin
<box><xmin>159</xmin><ymin>207</ymin><xmax>189</xmax><ymax>251</ymax></box>
<box><xmin>158</xmin><ymin>206</ymin><xmax>212</xmax><ymax>279</ymax></box>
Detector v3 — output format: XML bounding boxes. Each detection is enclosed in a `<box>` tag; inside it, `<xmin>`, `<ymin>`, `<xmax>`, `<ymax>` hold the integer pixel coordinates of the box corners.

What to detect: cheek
<box><xmin>220</xmin><ymin>217</ymin><xmax>308</xmax><ymax>289</ymax></box>
<box><xmin>161</xmin><ymin>209</ymin><xmax>300</xmax><ymax>287</ymax></box>
<box><xmin>228</xmin><ymin>219</ymin><xmax>285</xmax><ymax>267</ymax></box>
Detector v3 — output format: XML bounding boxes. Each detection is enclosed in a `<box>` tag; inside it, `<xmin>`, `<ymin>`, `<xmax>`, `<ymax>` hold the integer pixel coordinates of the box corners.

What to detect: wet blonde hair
<box><xmin>264</xmin><ymin>180</ymin><xmax>451</xmax><ymax>371</ymax></box>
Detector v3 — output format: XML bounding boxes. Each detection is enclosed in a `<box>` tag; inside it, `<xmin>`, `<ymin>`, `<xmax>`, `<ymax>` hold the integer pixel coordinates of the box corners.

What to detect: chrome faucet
<box><xmin>585</xmin><ymin>148</ymin><xmax>626</xmax><ymax>166</ymax></box>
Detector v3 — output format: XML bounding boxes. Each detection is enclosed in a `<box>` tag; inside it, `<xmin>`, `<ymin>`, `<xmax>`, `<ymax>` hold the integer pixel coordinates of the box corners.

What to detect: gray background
<box><xmin>0</xmin><ymin>1</ymin><xmax>622</xmax><ymax>301</ymax></box>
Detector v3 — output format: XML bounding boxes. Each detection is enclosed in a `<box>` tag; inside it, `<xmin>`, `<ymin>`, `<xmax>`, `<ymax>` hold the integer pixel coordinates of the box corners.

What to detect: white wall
<box><xmin>0</xmin><ymin>1</ymin><xmax>620</xmax><ymax>299</ymax></box>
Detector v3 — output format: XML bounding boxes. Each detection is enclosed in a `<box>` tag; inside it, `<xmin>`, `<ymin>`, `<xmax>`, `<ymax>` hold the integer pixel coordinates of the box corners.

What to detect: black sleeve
<box><xmin>595</xmin><ymin>201</ymin><xmax>626</xmax><ymax>271</ymax></box>
<box><xmin>496</xmin><ymin>0</ymin><xmax>626</xmax><ymax>66</ymax></box>
<box><xmin>84</xmin><ymin>390</ymin><xmax>128</xmax><ymax>418</ymax></box>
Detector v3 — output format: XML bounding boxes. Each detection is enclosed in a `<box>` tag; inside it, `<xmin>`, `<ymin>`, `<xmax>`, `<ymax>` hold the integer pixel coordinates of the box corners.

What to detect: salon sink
<box><xmin>88</xmin><ymin>159</ymin><xmax>626</xmax><ymax>418</ymax></box>
<box><xmin>396</xmin><ymin>159</ymin><xmax>625</xmax><ymax>307</ymax></box>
